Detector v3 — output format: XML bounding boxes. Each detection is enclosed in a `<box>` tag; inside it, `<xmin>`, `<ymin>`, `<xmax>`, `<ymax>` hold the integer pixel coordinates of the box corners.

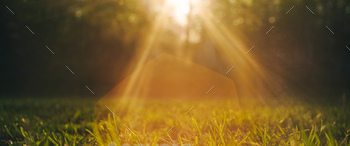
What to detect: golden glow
<box><xmin>99</xmin><ymin>3</ymin><xmax>172</xmax><ymax>114</ymax></box>
<box><xmin>99</xmin><ymin>0</ymin><xmax>273</xmax><ymax>116</ymax></box>
<box><xmin>197</xmin><ymin>7</ymin><xmax>273</xmax><ymax>101</ymax></box>
<box><xmin>165</xmin><ymin>0</ymin><xmax>190</xmax><ymax>25</ymax></box>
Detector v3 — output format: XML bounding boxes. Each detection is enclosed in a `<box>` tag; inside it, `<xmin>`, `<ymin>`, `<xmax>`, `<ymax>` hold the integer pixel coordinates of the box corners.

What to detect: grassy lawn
<box><xmin>0</xmin><ymin>97</ymin><xmax>349</xmax><ymax>145</ymax></box>
<box><xmin>0</xmin><ymin>98</ymin><xmax>96</xmax><ymax>145</ymax></box>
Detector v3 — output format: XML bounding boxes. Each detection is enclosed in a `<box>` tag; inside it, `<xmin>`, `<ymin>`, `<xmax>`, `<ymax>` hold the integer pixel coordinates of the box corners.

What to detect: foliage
<box><xmin>2</xmin><ymin>0</ymin><xmax>350</xmax><ymax>97</ymax></box>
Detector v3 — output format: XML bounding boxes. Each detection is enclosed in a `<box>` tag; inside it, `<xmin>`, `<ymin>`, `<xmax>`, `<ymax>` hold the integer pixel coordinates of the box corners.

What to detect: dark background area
<box><xmin>0</xmin><ymin>0</ymin><xmax>149</xmax><ymax>98</ymax></box>
<box><xmin>1</xmin><ymin>0</ymin><xmax>350</xmax><ymax>100</ymax></box>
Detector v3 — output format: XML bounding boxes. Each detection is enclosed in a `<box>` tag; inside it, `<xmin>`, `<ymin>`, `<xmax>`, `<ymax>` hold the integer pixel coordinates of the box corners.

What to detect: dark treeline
<box><xmin>1</xmin><ymin>0</ymin><xmax>149</xmax><ymax>98</ymax></box>
<box><xmin>0</xmin><ymin>0</ymin><xmax>350</xmax><ymax>100</ymax></box>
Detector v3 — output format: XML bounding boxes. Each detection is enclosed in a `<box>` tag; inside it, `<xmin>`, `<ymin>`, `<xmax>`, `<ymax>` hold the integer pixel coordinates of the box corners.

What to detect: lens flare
<box><xmin>165</xmin><ymin>0</ymin><xmax>190</xmax><ymax>25</ymax></box>
<box><xmin>97</xmin><ymin>0</ymin><xmax>279</xmax><ymax>125</ymax></box>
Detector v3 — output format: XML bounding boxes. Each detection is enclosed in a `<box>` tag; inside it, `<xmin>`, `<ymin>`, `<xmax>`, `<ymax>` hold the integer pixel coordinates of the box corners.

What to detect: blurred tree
<box><xmin>1</xmin><ymin>0</ymin><xmax>349</xmax><ymax>99</ymax></box>
<box><xmin>1</xmin><ymin>0</ymin><xmax>151</xmax><ymax>97</ymax></box>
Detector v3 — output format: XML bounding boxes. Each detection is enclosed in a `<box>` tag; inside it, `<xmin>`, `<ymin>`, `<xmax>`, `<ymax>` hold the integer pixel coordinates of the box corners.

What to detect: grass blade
<box><xmin>48</xmin><ymin>136</ymin><xmax>59</xmax><ymax>145</ymax></box>
<box><xmin>4</xmin><ymin>125</ymin><xmax>13</xmax><ymax>138</ymax></box>
<box><xmin>238</xmin><ymin>133</ymin><xmax>250</xmax><ymax>145</ymax></box>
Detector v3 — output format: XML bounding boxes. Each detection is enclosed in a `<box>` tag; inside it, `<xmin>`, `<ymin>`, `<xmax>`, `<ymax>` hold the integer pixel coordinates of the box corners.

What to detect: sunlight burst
<box><xmin>165</xmin><ymin>0</ymin><xmax>191</xmax><ymax>25</ymax></box>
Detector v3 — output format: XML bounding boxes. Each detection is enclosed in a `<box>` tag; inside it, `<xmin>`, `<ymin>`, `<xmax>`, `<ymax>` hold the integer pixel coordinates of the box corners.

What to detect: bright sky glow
<box><xmin>166</xmin><ymin>0</ymin><xmax>191</xmax><ymax>25</ymax></box>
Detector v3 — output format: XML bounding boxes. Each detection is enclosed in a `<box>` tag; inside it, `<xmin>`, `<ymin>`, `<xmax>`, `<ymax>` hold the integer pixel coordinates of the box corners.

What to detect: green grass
<box><xmin>1</xmin><ymin>97</ymin><xmax>349</xmax><ymax>145</ymax></box>
<box><xmin>0</xmin><ymin>98</ymin><xmax>97</xmax><ymax>145</ymax></box>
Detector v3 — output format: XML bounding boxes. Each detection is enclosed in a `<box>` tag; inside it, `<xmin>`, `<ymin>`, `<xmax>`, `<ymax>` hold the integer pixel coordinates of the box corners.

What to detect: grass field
<box><xmin>0</xmin><ymin>97</ymin><xmax>349</xmax><ymax>145</ymax></box>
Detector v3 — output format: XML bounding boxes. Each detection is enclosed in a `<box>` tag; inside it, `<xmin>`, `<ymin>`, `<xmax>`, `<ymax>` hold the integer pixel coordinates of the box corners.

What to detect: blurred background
<box><xmin>1</xmin><ymin>0</ymin><xmax>350</xmax><ymax>101</ymax></box>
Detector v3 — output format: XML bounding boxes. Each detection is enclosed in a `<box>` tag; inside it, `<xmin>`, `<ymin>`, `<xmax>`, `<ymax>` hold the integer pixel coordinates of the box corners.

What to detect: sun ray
<box><xmin>100</xmin><ymin>4</ymin><xmax>170</xmax><ymax>114</ymax></box>
<box><xmin>197</xmin><ymin>8</ymin><xmax>275</xmax><ymax>102</ymax></box>
<box><xmin>99</xmin><ymin>0</ymin><xmax>277</xmax><ymax>115</ymax></box>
